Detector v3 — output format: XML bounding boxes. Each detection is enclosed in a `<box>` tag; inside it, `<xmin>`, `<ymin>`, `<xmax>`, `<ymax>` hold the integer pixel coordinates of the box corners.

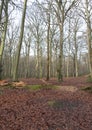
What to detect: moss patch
<box><xmin>48</xmin><ymin>100</ymin><xmax>84</xmax><ymax>110</ymax></box>
<box><xmin>24</xmin><ymin>85</ymin><xmax>42</xmax><ymax>90</ymax></box>
<box><xmin>24</xmin><ymin>85</ymin><xmax>57</xmax><ymax>91</ymax></box>
<box><xmin>0</xmin><ymin>84</ymin><xmax>58</xmax><ymax>92</ymax></box>
<box><xmin>82</xmin><ymin>86</ymin><xmax>92</xmax><ymax>93</ymax></box>
<box><xmin>0</xmin><ymin>85</ymin><xmax>15</xmax><ymax>90</ymax></box>
<box><xmin>48</xmin><ymin>100</ymin><xmax>56</xmax><ymax>106</ymax></box>
<box><xmin>86</xmin><ymin>76</ymin><xmax>92</xmax><ymax>83</ymax></box>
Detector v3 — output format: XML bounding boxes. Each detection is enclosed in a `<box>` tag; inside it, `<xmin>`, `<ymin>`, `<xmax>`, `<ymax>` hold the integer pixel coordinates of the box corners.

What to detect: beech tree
<box><xmin>46</xmin><ymin>7</ymin><xmax>51</xmax><ymax>80</ymax></box>
<box><xmin>78</xmin><ymin>0</ymin><xmax>92</xmax><ymax>78</ymax></box>
<box><xmin>52</xmin><ymin>0</ymin><xmax>79</xmax><ymax>81</ymax></box>
<box><xmin>85</xmin><ymin>0</ymin><xmax>92</xmax><ymax>78</ymax></box>
<box><xmin>0</xmin><ymin>0</ymin><xmax>91</xmax><ymax>80</ymax></box>
<box><xmin>13</xmin><ymin>0</ymin><xmax>28</xmax><ymax>81</ymax></box>
<box><xmin>0</xmin><ymin>0</ymin><xmax>8</xmax><ymax>79</ymax></box>
<box><xmin>0</xmin><ymin>0</ymin><xmax>4</xmax><ymax>21</ymax></box>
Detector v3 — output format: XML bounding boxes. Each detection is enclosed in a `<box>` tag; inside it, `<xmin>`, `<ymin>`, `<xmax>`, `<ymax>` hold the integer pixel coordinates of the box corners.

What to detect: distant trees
<box><xmin>0</xmin><ymin>0</ymin><xmax>91</xmax><ymax>80</ymax></box>
<box><xmin>79</xmin><ymin>0</ymin><xmax>92</xmax><ymax>78</ymax></box>
<box><xmin>27</xmin><ymin>4</ymin><xmax>45</xmax><ymax>79</ymax></box>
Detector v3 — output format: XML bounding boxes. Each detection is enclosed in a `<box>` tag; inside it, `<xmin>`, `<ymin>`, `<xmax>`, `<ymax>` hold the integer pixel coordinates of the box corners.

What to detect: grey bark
<box><xmin>85</xmin><ymin>0</ymin><xmax>92</xmax><ymax>78</ymax></box>
<box><xmin>55</xmin><ymin>0</ymin><xmax>78</xmax><ymax>81</ymax></box>
<box><xmin>46</xmin><ymin>12</ymin><xmax>50</xmax><ymax>80</ymax></box>
<box><xmin>0</xmin><ymin>0</ymin><xmax>8</xmax><ymax>79</ymax></box>
<box><xmin>0</xmin><ymin>0</ymin><xmax>4</xmax><ymax>22</ymax></box>
<box><xmin>13</xmin><ymin>0</ymin><xmax>28</xmax><ymax>81</ymax></box>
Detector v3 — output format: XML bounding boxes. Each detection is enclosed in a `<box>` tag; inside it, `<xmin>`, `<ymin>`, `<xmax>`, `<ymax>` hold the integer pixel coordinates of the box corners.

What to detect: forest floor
<box><xmin>0</xmin><ymin>77</ymin><xmax>92</xmax><ymax>130</ymax></box>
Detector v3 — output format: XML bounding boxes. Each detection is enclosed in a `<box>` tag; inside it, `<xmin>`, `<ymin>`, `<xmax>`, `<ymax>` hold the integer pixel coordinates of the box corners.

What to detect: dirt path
<box><xmin>57</xmin><ymin>85</ymin><xmax>78</xmax><ymax>92</ymax></box>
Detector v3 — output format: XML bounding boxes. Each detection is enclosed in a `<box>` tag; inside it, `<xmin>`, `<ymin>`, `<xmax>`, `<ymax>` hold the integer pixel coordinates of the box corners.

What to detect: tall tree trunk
<box><xmin>46</xmin><ymin>12</ymin><xmax>50</xmax><ymax>80</ymax></box>
<box><xmin>87</xmin><ymin>25</ymin><xmax>92</xmax><ymax>77</ymax></box>
<box><xmin>13</xmin><ymin>0</ymin><xmax>27</xmax><ymax>81</ymax></box>
<box><xmin>0</xmin><ymin>0</ymin><xmax>8</xmax><ymax>79</ymax></box>
<box><xmin>57</xmin><ymin>23</ymin><xmax>64</xmax><ymax>81</ymax></box>
<box><xmin>25</xmin><ymin>42</ymin><xmax>30</xmax><ymax>78</ymax></box>
<box><xmin>85</xmin><ymin>0</ymin><xmax>92</xmax><ymax>78</ymax></box>
<box><xmin>26</xmin><ymin>43</ymin><xmax>30</xmax><ymax>78</ymax></box>
<box><xmin>36</xmin><ymin>39</ymin><xmax>40</xmax><ymax>78</ymax></box>
<box><xmin>66</xmin><ymin>57</ymin><xmax>69</xmax><ymax>77</ymax></box>
<box><xmin>73</xmin><ymin>54</ymin><xmax>76</xmax><ymax>77</ymax></box>
<box><xmin>54</xmin><ymin>44</ymin><xmax>58</xmax><ymax>77</ymax></box>
<box><xmin>49</xmin><ymin>33</ymin><xmax>52</xmax><ymax>77</ymax></box>
<box><xmin>55</xmin><ymin>0</ymin><xmax>77</xmax><ymax>81</ymax></box>
<box><xmin>67</xmin><ymin>19</ymin><xmax>71</xmax><ymax>77</ymax></box>
<box><xmin>39</xmin><ymin>47</ymin><xmax>42</xmax><ymax>78</ymax></box>
<box><xmin>74</xmin><ymin>31</ymin><xmax>78</xmax><ymax>77</ymax></box>
<box><xmin>0</xmin><ymin>0</ymin><xmax>4</xmax><ymax>22</ymax></box>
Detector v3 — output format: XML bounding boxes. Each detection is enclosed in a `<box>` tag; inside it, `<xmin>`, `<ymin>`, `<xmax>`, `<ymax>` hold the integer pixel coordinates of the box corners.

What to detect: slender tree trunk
<box><xmin>74</xmin><ymin>31</ymin><xmax>78</xmax><ymax>77</ymax></box>
<box><xmin>87</xmin><ymin>25</ymin><xmax>92</xmax><ymax>77</ymax></box>
<box><xmin>25</xmin><ymin>43</ymin><xmax>30</xmax><ymax>78</ymax></box>
<box><xmin>54</xmin><ymin>44</ymin><xmax>58</xmax><ymax>77</ymax></box>
<box><xmin>13</xmin><ymin>0</ymin><xmax>28</xmax><ymax>81</ymax></box>
<box><xmin>9</xmin><ymin>50</ymin><xmax>12</xmax><ymax>78</ymax></box>
<box><xmin>66</xmin><ymin>58</ymin><xmax>69</xmax><ymax>77</ymax></box>
<box><xmin>36</xmin><ymin>37</ymin><xmax>40</xmax><ymax>78</ymax></box>
<box><xmin>73</xmin><ymin>54</ymin><xmax>76</xmax><ymax>77</ymax></box>
<box><xmin>46</xmin><ymin>12</ymin><xmax>50</xmax><ymax>80</ymax></box>
<box><xmin>39</xmin><ymin>47</ymin><xmax>42</xmax><ymax>78</ymax></box>
<box><xmin>49</xmin><ymin>33</ymin><xmax>52</xmax><ymax>77</ymax></box>
<box><xmin>57</xmin><ymin>23</ymin><xmax>64</xmax><ymax>81</ymax></box>
<box><xmin>0</xmin><ymin>0</ymin><xmax>4</xmax><ymax>22</ymax></box>
<box><xmin>26</xmin><ymin>44</ymin><xmax>30</xmax><ymax>78</ymax></box>
<box><xmin>85</xmin><ymin>0</ymin><xmax>92</xmax><ymax>78</ymax></box>
<box><xmin>67</xmin><ymin>18</ymin><xmax>71</xmax><ymax>77</ymax></box>
<box><xmin>0</xmin><ymin>0</ymin><xmax>8</xmax><ymax>79</ymax></box>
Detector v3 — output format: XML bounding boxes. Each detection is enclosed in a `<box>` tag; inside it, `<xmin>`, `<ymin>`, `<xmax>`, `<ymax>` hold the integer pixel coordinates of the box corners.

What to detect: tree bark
<box><xmin>46</xmin><ymin>12</ymin><xmax>50</xmax><ymax>80</ymax></box>
<box><xmin>74</xmin><ymin>31</ymin><xmax>78</xmax><ymax>77</ymax></box>
<box><xmin>57</xmin><ymin>22</ymin><xmax>64</xmax><ymax>81</ymax></box>
<box><xmin>85</xmin><ymin>0</ymin><xmax>92</xmax><ymax>78</ymax></box>
<box><xmin>13</xmin><ymin>0</ymin><xmax>28</xmax><ymax>81</ymax></box>
<box><xmin>67</xmin><ymin>18</ymin><xmax>71</xmax><ymax>77</ymax></box>
<box><xmin>36</xmin><ymin>39</ymin><xmax>40</xmax><ymax>78</ymax></box>
<box><xmin>0</xmin><ymin>0</ymin><xmax>8</xmax><ymax>79</ymax></box>
<box><xmin>0</xmin><ymin>0</ymin><xmax>4</xmax><ymax>22</ymax></box>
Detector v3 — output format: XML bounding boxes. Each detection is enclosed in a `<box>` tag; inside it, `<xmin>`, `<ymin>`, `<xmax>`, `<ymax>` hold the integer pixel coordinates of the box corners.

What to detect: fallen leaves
<box><xmin>0</xmin><ymin>77</ymin><xmax>92</xmax><ymax>130</ymax></box>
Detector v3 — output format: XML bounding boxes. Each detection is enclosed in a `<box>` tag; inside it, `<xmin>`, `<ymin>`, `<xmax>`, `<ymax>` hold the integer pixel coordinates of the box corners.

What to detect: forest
<box><xmin>0</xmin><ymin>0</ymin><xmax>92</xmax><ymax>130</ymax></box>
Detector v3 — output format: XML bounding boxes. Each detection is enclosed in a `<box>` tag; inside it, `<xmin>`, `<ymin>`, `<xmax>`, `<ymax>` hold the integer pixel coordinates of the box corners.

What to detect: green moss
<box><xmin>42</xmin><ymin>85</ymin><xmax>58</xmax><ymax>89</ymax></box>
<box><xmin>82</xmin><ymin>86</ymin><xmax>92</xmax><ymax>93</ymax></box>
<box><xmin>86</xmin><ymin>76</ymin><xmax>92</xmax><ymax>83</ymax></box>
<box><xmin>48</xmin><ymin>100</ymin><xmax>83</xmax><ymax>110</ymax></box>
<box><xmin>48</xmin><ymin>100</ymin><xmax>55</xmax><ymax>106</ymax></box>
<box><xmin>24</xmin><ymin>85</ymin><xmax>58</xmax><ymax>91</ymax></box>
<box><xmin>0</xmin><ymin>89</ymin><xmax>3</xmax><ymax>95</ymax></box>
<box><xmin>25</xmin><ymin>85</ymin><xmax>42</xmax><ymax>90</ymax></box>
<box><xmin>0</xmin><ymin>85</ymin><xmax>15</xmax><ymax>90</ymax></box>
